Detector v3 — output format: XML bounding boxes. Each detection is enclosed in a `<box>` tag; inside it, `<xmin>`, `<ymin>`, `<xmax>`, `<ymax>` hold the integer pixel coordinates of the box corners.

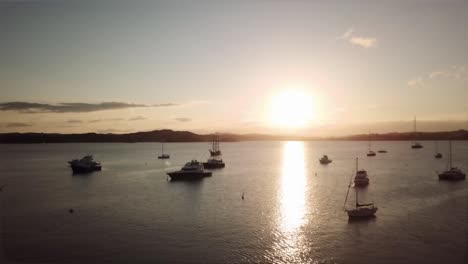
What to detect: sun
<box><xmin>270</xmin><ymin>90</ymin><xmax>314</xmax><ymax>128</ymax></box>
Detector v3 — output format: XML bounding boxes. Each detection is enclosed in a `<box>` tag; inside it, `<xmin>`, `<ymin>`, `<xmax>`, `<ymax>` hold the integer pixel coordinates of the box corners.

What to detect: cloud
<box><xmin>97</xmin><ymin>129</ymin><xmax>132</xmax><ymax>134</ymax></box>
<box><xmin>339</xmin><ymin>28</ymin><xmax>377</xmax><ymax>48</ymax></box>
<box><xmin>0</xmin><ymin>101</ymin><xmax>177</xmax><ymax>113</ymax></box>
<box><xmin>67</xmin><ymin>119</ymin><xmax>83</xmax><ymax>124</ymax></box>
<box><xmin>5</xmin><ymin>122</ymin><xmax>32</xmax><ymax>127</ymax></box>
<box><xmin>88</xmin><ymin>118</ymin><xmax>124</xmax><ymax>123</ymax></box>
<box><xmin>129</xmin><ymin>116</ymin><xmax>146</xmax><ymax>121</ymax></box>
<box><xmin>338</xmin><ymin>28</ymin><xmax>354</xmax><ymax>39</ymax></box>
<box><xmin>408</xmin><ymin>65</ymin><xmax>468</xmax><ymax>87</ymax></box>
<box><xmin>407</xmin><ymin>77</ymin><xmax>424</xmax><ymax>87</ymax></box>
<box><xmin>175</xmin><ymin>117</ymin><xmax>192</xmax><ymax>122</ymax></box>
<box><xmin>349</xmin><ymin>37</ymin><xmax>377</xmax><ymax>48</ymax></box>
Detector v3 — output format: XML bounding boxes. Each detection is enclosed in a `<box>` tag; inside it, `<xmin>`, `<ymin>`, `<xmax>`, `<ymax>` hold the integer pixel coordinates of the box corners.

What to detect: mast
<box><xmin>449</xmin><ymin>140</ymin><xmax>452</xmax><ymax>169</ymax></box>
<box><xmin>413</xmin><ymin>116</ymin><xmax>416</xmax><ymax>144</ymax></box>
<box><xmin>343</xmin><ymin>170</ymin><xmax>354</xmax><ymax>210</ymax></box>
<box><xmin>368</xmin><ymin>131</ymin><xmax>371</xmax><ymax>151</ymax></box>
<box><xmin>162</xmin><ymin>143</ymin><xmax>164</xmax><ymax>154</ymax></box>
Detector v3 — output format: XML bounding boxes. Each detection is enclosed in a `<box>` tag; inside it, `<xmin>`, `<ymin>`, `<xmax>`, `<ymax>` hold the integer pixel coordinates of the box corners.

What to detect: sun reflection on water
<box><xmin>269</xmin><ymin>141</ymin><xmax>309</xmax><ymax>263</ymax></box>
<box><xmin>280</xmin><ymin>141</ymin><xmax>307</xmax><ymax>231</ymax></box>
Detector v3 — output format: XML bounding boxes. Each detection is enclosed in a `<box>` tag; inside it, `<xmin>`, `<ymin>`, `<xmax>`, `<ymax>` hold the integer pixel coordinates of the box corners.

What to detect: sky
<box><xmin>1</xmin><ymin>0</ymin><xmax>467</xmax><ymax>136</ymax></box>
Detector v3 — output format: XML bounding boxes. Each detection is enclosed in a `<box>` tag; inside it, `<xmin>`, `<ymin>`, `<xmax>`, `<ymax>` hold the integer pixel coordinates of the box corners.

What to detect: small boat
<box><xmin>377</xmin><ymin>150</ymin><xmax>387</xmax><ymax>153</ymax></box>
<box><xmin>438</xmin><ymin>141</ymin><xmax>465</xmax><ymax>181</ymax></box>
<box><xmin>366</xmin><ymin>132</ymin><xmax>377</xmax><ymax>157</ymax></box>
<box><xmin>411</xmin><ymin>117</ymin><xmax>423</xmax><ymax>149</ymax></box>
<box><xmin>209</xmin><ymin>134</ymin><xmax>222</xmax><ymax>156</ymax></box>
<box><xmin>68</xmin><ymin>155</ymin><xmax>102</xmax><ymax>173</ymax></box>
<box><xmin>354</xmin><ymin>158</ymin><xmax>369</xmax><ymax>187</ymax></box>
<box><xmin>203</xmin><ymin>158</ymin><xmax>225</xmax><ymax>169</ymax></box>
<box><xmin>158</xmin><ymin>143</ymin><xmax>170</xmax><ymax>159</ymax></box>
<box><xmin>167</xmin><ymin>160</ymin><xmax>212</xmax><ymax>181</ymax></box>
<box><xmin>434</xmin><ymin>141</ymin><xmax>442</xmax><ymax>159</ymax></box>
<box><xmin>319</xmin><ymin>155</ymin><xmax>332</xmax><ymax>164</ymax></box>
<box><xmin>344</xmin><ymin>167</ymin><xmax>377</xmax><ymax>218</ymax></box>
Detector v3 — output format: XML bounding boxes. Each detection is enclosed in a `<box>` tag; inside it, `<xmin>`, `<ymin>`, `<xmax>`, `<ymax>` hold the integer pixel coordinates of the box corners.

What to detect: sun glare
<box><xmin>270</xmin><ymin>90</ymin><xmax>314</xmax><ymax>128</ymax></box>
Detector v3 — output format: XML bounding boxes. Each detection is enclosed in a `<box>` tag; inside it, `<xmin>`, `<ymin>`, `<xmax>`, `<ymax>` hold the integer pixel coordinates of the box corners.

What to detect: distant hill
<box><xmin>1</xmin><ymin>129</ymin><xmax>468</xmax><ymax>143</ymax></box>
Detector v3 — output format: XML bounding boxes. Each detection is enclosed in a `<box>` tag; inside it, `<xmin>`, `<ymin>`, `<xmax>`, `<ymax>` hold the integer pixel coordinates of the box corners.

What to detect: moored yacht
<box><xmin>68</xmin><ymin>155</ymin><xmax>102</xmax><ymax>173</ymax></box>
<box><xmin>203</xmin><ymin>158</ymin><xmax>225</xmax><ymax>169</ymax></box>
<box><xmin>434</xmin><ymin>141</ymin><xmax>442</xmax><ymax>159</ymax></box>
<box><xmin>344</xmin><ymin>165</ymin><xmax>377</xmax><ymax>218</ymax></box>
<box><xmin>158</xmin><ymin>143</ymin><xmax>170</xmax><ymax>159</ymax></box>
<box><xmin>167</xmin><ymin>160</ymin><xmax>212</xmax><ymax>181</ymax></box>
<box><xmin>411</xmin><ymin>117</ymin><xmax>423</xmax><ymax>149</ymax></box>
<box><xmin>209</xmin><ymin>134</ymin><xmax>222</xmax><ymax>156</ymax></box>
<box><xmin>367</xmin><ymin>132</ymin><xmax>377</xmax><ymax>157</ymax></box>
<box><xmin>438</xmin><ymin>140</ymin><xmax>465</xmax><ymax>181</ymax></box>
<box><xmin>354</xmin><ymin>158</ymin><xmax>369</xmax><ymax>187</ymax></box>
<box><xmin>319</xmin><ymin>155</ymin><xmax>332</xmax><ymax>164</ymax></box>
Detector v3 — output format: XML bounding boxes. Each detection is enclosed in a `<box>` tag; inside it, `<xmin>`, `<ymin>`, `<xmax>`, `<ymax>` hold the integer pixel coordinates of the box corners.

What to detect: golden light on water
<box><xmin>280</xmin><ymin>141</ymin><xmax>307</xmax><ymax>231</ymax></box>
<box><xmin>270</xmin><ymin>90</ymin><xmax>314</xmax><ymax>128</ymax></box>
<box><xmin>270</xmin><ymin>141</ymin><xmax>308</xmax><ymax>262</ymax></box>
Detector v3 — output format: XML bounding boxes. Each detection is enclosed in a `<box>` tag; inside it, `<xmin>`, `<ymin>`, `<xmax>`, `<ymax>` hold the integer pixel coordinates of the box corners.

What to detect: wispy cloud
<box><xmin>5</xmin><ymin>122</ymin><xmax>32</xmax><ymax>128</ymax></box>
<box><xmin>407</xmin><ymin>77</ymin><xmax>424</xmax><ymax>88</ymax></box>
<box><xmin>175</xmin><ymin>117</ymin><xmax>192</xmax><ymax>122</ymax></box>
<box><xmin>349</xmin><ymin>37</ymin><xmax>377</xmax><ymax>48</ymax></box>
<box><xmin>88</xmin><ymin>118</ymin><xmax>124</xmax><ymax>123</ymax></box>
<box><xmin>0</xmin><ymin>101</ymin><xmax>177</xmax><ymax>113</ymax></box>
<box><xmin>129</xmin><ymin>116</ymin><xmax>146</xmax><ymax>121</ymax></box>
<box><xmin>67</xmin><ymin>119</ymin><xmax>83</xmax><ymax>124</ymax></box>
<box><xmin>339</xmin><ymin>28</ymin><xmax>377</xmax><ymax>48</ymax></box>
<box><xmin>408</xmin><ymin>65</ymin><xmax>468</xmax><ymax>87</ymax></box>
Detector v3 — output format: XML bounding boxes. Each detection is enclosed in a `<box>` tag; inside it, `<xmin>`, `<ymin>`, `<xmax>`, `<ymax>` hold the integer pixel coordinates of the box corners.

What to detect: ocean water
<box><xmin>0</xmin><ymin>141</ymin><xmax>467</xmax><ymax>264</ymax></box>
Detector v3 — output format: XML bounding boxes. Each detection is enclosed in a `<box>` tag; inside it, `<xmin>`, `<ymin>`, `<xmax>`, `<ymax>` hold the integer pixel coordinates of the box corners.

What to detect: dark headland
<box><xmin>1</xmin><ymin>129</ymin><xmax>468</xmax><ymax>143</ymax></box>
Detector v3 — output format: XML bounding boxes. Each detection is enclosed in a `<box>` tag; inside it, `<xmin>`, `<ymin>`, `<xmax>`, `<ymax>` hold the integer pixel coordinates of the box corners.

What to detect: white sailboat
<box><xmin>158</xmin><ymin>143</ymin><xmax>170</xmax><ymax>159</ymax></box>
<box><xmin>438</xmin><ymin>140</ymin><xmax>465</xmax><ymax>181</ymax></box>
<box><xmin>411</xmin><ymin>117</ymin><xmax>423</xmax><ymax>149</ymax></box>
<box><xmin>344</xmin><ymin>164</ymin><xmax>378</xmax><ymax>218</ymax></box>
<box><xmin>367</xmin><ymin>131</ymin><xmax>376</xmax><ymax>157</ymax></box>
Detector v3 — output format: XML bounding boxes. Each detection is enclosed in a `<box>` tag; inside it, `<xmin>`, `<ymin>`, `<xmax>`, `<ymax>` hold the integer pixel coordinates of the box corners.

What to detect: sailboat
<box><xmin>344</xmin><ymin>163</ymin><xmax>378</xmax><ymax>218</ymax></box>
<box><xmin>411</xmin><ymin>117</ymin><xmax>423</xmax><ymax>149</ymax></box>
<box><xmin>367</xmin><ymin>131</ymin><xmax>376</xmax><ymax>157</ymax></box>
<box><xmin>434</xmin><ymin>141</ymin><xmax>442</xmax><ymax>159</ymax></box>
<box><xmin>209</xmin><ymin>134</ymin><xmax>222</xmax><ymax>156</ymax></box>
<box><xmin>438</xmin><ymin>140</ymin><xmax>465</xmax><ymax>181</ymax></box>
<box><xmin>157</xmin><ymin>143</ymin><xmax>170</xmax><ymax>159</ymax></box>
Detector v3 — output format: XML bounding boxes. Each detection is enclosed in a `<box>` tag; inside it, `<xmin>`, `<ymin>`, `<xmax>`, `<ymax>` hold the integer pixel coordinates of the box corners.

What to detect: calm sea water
<box><xmin>0</xmin><ymin>141</ymin><xmax>467</xmax><ymax>264</ymax></box>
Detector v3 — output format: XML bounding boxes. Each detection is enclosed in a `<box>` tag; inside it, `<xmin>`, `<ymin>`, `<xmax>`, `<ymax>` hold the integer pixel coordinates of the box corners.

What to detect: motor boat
<box><xmin>167</xmin><ymin>160</ymin><xmax>212</xmax><ymax>181</ymax></box>
<box><xmin>354</xmin><ymin>158</ymin><xmax>369</xmax><ymax>187</ymax></box>
<box><xmin>319</xmin><ymin>155</ymin><xmax>332</xmax><ymax>164</ymax></box>
<box><xmin>202</xmin><ymin>158</ymin><xmax>225</xmax><ymax>169</ymax></box>
<box><xmin>68</xmin><ymin>155</ymin><xmax>102</xmax><ymax>173</ymax></box>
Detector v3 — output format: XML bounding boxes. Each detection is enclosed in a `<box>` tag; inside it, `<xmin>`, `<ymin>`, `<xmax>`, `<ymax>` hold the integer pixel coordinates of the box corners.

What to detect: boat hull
<box><xmin>319</xmin><ymin>160</ymin><xmax>332</xmax><ymax>165</ymax></box>
<box><xmin>158</xmin><ymin>155</ymin><xmax>170</xmax><ymax>159</ymax></box>
<box><xmin>438</xmin><ymin>172</ymin><xmax>466</xmax><ymax>181</ymax></box>
<box><xmin>347</xmin><ymin>207</ymin><xmax>378</xmax><ymax>218</ymax></box>
<box><xmin>167</xmin><ymin>171</ymin><xmax>212</xmax><ymax>181</ymax></box>
<box><xmin>202</xmin><ymin>162</ymin><xmax>225</xmax><ymax>169</ymax></box>
<box><xmin>411</xmin><ymin>145</ymin><xmax>423</xmax><ymax>149</ymax></box>
<box><xmin>71</xmin><ymin>165</ymin><xmax>102</xmax><ymax>174</ymax></box>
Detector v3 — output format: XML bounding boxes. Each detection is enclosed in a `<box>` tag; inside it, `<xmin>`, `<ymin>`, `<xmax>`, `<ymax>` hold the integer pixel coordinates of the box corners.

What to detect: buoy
<box><xmin>241</xmin><ymin>192</ymin><xmax>244</xmax><ymax>200</ymax></box>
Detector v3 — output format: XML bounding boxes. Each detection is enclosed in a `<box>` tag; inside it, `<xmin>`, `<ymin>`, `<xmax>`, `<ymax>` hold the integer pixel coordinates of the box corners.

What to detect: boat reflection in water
<box><xmin>270</xmin><ymin>141</ymin><xmax>309</xmax><ymax>263</ymax></box>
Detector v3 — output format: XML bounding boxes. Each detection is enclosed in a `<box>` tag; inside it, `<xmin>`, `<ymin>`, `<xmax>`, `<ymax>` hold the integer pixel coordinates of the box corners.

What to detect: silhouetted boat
<box><xmin>203</xmin><ymin>158</ymin><xmax>225</xmax><ymax>169</ymax></box>
<box><xmin>354</xmin><ymin>158</ymin><xmax>369</xmax><ymax>187</ymax></box>
<box><xmin>411</xmin><ymin>117</ymin><xmax>423</xmax><ymax>149</ymax></box>
<box><xmin>378</xmin><ymin>150</ymin><xmax>387</xmax><ymax>153</ymax></box>
<box><xmin>68</xmin><ymin>155</ymin><xmax>102</xmax><ymax>173</ymax></box>
<box><xmin>344</xmin><ymin>166</ymin><xmax>377</xmax><ymax>218</ymax></box>
<box><xmin>367</xmin><ymin>131</ymin><xmax>377</xmax><ymax>157</ymax></box>
<box><xmin>158</xmin><ymin>143</ymin><xmax>170</xmax><ymax>159</ymax></box>
<box><xmin>434</xmin><ymin>141</ymin><xmax>442</xmax><ymax>159</ymax></box>
<box><xmin>209</xmin><ymin>134</ymin><xmax>222</xmax><ymax>156</ymax></box>
<box><xmin>438</xmin><ymin>141</ymin><xmax>465</xmax><ymax>181</ymax></box>
<box><xmin>167</xmin><ymin>160</ymin><xmax>212</xmax><ymax>181</ymax></box>
<box><xmin>319</xmin><ymin>155</ymin><xmax>332</xmax><ymax>164</ymax></box>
